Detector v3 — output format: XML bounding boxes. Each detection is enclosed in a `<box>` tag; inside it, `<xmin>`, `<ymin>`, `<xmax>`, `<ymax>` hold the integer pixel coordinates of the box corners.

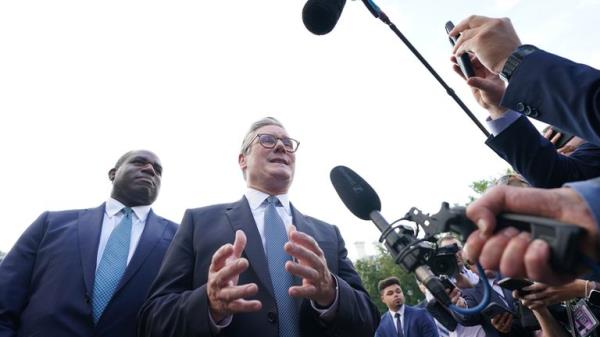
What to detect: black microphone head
<box><xmin>330</xmin><ymin>165</ymin><xmax>381</xmax><ymax>220</ymax></box>
<box><xmin>302</xmin><ymin>0</ymin><xmax>346</xmax><ymax>35</ymax></box>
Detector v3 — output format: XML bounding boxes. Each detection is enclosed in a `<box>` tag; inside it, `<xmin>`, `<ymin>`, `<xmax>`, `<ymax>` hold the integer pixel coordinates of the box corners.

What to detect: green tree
<box><xmin>467</xmin><ymin>168</ymin><xmax>516</xmax><ymax>203</ymax></box>
<box><xmin>355</xmin><ymin>245</ymin><xmax>424</xmax><ymax>313</ymax></box>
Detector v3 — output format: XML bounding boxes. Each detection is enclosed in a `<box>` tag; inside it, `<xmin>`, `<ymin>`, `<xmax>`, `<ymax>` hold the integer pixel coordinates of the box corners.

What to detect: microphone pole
<box><xmin>361</xmin><ymin>0</ymin><xmax>491</xmax><ymax>138</ymax></box>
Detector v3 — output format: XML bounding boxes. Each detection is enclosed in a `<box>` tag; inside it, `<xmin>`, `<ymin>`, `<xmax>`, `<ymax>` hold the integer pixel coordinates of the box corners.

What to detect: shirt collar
<box><xmin>388</xmin><ymin>304</ymin><xmax>405</xmax><ymax>317</ymax></box>
<box><xmin>106</xmin><ymin>197</ymin><xmax>151</xmax><ymax>222</ymax></box>
<box><xmin>245</xmin><ymin>188</ymin><xmax>291</xmax><ymax>216</ymax></box>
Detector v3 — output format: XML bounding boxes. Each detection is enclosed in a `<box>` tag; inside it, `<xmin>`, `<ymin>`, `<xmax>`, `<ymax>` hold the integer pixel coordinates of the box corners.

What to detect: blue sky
<box><xmin>1</xmin><ymin>0</ymin><xmax>599</xmax><ymax>258</ymax></box>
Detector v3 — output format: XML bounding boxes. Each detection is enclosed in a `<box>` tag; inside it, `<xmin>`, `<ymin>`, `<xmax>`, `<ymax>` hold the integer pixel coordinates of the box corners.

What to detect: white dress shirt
<box><xmin>389</xmin><ymin>305</ymin><xmax>406</xmax><ymax>334</ymax></box>
<box><xmin>95</xmin><ymin>197</ymin><xmax>151</xmax><ymax>268</ymax></box>
<box><xmin>210</xmin><ymin>189</ymin><xmax>339</xmax><ymax>331</ymax></box>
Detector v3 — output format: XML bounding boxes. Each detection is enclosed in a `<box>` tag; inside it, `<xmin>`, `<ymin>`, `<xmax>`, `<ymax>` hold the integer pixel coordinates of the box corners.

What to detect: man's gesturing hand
<box><xmin>207</xmin><ymin>230</ymin><xmax>262</xmax><ymax>322</ymax></box>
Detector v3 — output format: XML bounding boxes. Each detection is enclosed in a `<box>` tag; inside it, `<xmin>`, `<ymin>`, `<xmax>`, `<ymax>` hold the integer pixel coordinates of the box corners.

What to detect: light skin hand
<box><xmin>515</xmin><ymin>280</ymin><xmax>585</xmax><ymax>310</ymax></box>
<box><xmin>491</xmin><ymin>312</ymin><xmax>512</xmax><ymax>334</ymax></box>
<box><xmin>451</xmin><ymin>54</ymin><xmax>507</xmax><ymax>119</ymax></box>
<box><xmin>448</xmin><ymin>15</ymin><xmax>521</xmax><ymax>74</ymax></box>
<box><xmin>558</xmin><ymin>137</ymin><xmax>585</xmax><ymax>156</ymax></box>
<box><xmin>284</xmin><ymin>226</ymin><xmax>336</xmax><ymax>307</ymax></box>
<box><xmin>448</xmin><ymin>287</ymin><xmax>466</xmax><ymax>308</ymax></box>
<box><xmin>464</xmin><ymin>185</ymin><xmax>599</xmax><ymax>286</ymax></box>
<box><xmin>207</xmin><ymin>230</ymin><xmax>262</xmax><ymax>322</ymax></box>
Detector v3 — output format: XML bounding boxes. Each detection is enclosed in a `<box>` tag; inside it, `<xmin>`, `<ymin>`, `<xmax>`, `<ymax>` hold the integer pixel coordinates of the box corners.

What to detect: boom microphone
<box><xmin>302</xmin><ymin>0</ymin><xmax>346</xmax><ymax>35</ymax></box>
<box><xmin>330</xmin><ymin>165</ymin><xmax>451</xmax><ymax>306</ymax></box>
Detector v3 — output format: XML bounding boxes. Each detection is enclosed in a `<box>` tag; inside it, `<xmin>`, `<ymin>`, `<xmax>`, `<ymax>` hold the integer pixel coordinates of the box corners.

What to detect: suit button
<box><xmin>529</xmin><ymin>108</ymin><xmax>539</xmax><ymax>117</ymax></box>
<box><xmin>267</xmin><ymin>311</ymin><xmax>277</xmax><ymax>324</ymax></box>
<box><xmin>523</xmin><ymin>105</ymin><xmax>532</xmax><ymax>116</ymax></box>
<box><xmin>516</xmin><ymin>102</ymin><xmax>526</xmax><ymax>112</ymax></box>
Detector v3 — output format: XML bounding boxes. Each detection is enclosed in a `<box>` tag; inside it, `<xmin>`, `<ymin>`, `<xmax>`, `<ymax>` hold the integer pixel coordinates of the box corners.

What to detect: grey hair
<box><xmin>239</xmin><ymin>117</ymin><xmax>285</xmax><ymax>155</ymax></box>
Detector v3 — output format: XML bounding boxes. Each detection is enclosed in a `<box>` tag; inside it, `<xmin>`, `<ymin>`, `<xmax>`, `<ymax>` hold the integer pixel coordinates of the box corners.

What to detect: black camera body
<box><xmin>427</xmin><ymin>243</ymin><xmax>460</xmax><ymax>277</ymax></box>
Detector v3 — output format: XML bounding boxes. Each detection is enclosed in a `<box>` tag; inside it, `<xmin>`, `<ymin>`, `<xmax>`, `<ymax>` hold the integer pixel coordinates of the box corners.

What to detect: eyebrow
<box><xmin>131</xmin><ymin>156</ymin><xmax>163</xmax><ymax>172</ymax></box>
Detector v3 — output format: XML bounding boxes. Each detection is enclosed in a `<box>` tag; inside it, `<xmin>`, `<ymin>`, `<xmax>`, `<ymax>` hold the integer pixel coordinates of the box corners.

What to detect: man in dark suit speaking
<box><xmin>139</xmin><ymin>117</ymin><xmax>379</xmax><ymax>337</ymax></box>
<box><xmin>375</xmin><ymin>277</ymin><xmax>439</xmax><ymax>337</ymax></box>
<box><xmin>0</xmin><ymin>150</ymin><xmax>178</xmax><ymax>337</ymax></box>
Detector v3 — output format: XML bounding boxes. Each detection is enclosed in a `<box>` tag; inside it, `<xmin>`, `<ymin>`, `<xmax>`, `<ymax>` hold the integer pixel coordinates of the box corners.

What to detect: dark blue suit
<box><xmin>499</xmin><ymin>48</ymin><xmax>600</xmax><ymax>226</ymax></box>
<box><xmin>138</xmin><ymin>197</ymin><xmax>379</xmax><ymax>337</ymax></box>
<box><xmin>0</xmin><ymin>204</ymin><xmax>177</xmax><ymax>337</ymax></box>
<box><xmin>487</xmin><ymin>115</ymin><xmax>600</xmax><ymax>188</ymax></box>
<box><xmin>501</xmin><ymin>49</ymin><xmax>600</xmax><ymax>146</ymax></box>
<box><xmin>374</xmin><ymin>306</ymin><xmax>439</xmax><ymax>337</ymax></box>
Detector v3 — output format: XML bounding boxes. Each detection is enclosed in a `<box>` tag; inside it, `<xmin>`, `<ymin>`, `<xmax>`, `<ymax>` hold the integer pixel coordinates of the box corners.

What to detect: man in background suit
<box><xmin>375</xmin><ymin>277</ymin><xmax>439</xmax><ymax>337</ymax></box>
<box><xmin>139</xmin><ymin>117</ymin><xmax>379</xmax><ymax>337</ymax></box>
<box><xmin>0</xmin><ymin>150</ymin><xmax>178</xmax><ymax>337</ymax></box>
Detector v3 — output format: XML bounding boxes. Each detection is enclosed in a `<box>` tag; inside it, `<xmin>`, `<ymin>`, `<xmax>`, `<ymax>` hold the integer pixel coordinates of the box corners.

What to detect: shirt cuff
<box><xmin>310</xmin><ymin>274</ymin><xmax>339</xmax><ymax>322</ymax></box>
<box><xmin>565</xmin><ymin>180</ymin><xmax>600</xmax><ymax>227</ymax></box>
<box><xmin>486</xmin><ymin>110</ymin><xmax>521</xmax><ymax>136</ymax></box>
<box><xmin>208</xmin><ymin>311</ymin><xmax>233</xmax><ymax>334</ymax></box>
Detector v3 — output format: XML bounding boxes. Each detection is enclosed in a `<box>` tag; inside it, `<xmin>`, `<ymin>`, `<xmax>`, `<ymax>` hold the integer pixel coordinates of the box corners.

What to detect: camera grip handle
<box><xmin>496</xmin><ymin>213</ymin><xmax>584</xmax><ymax>273</ymax></box>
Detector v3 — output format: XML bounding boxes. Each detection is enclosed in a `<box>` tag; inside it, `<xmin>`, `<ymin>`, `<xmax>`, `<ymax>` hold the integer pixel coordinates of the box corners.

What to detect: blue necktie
<box><xmin>395</xmin><ymin>313</ymin><xmax>404</xmax><ymax>337</ymax></box>
<box><xmin>91</xmin><ymin>207</ymin><xmax>133</xmax><ymax>324</ymax></box>
<box><xmin>264</xmin><ymin>196</ymin><xmax>299</xmax><ymax>337</ymax></box>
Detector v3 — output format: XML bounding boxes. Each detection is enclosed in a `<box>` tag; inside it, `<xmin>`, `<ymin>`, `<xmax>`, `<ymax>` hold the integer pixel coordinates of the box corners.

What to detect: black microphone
<box><xmin>330</xmin><ymin>165</ymin><xmax>451</xmax><ymax>306</ymax></box>
<box><xmin>302</xmin><ymin>0</ymin><xmax>346</xmax><ymax>35</ymax></box>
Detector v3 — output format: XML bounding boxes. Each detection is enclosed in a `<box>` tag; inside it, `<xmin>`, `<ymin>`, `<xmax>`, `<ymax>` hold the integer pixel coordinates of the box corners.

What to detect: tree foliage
<box><xmin>354</xmin><ymin>245</ymin><xmax>424</xmax><ymax>313</ymax></box>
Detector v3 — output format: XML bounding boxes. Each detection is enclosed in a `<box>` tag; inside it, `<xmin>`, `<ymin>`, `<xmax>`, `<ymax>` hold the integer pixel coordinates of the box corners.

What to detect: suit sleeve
<box><xmin>138</xmin><ymin>209</ymin><xmax>213</xmax><ymax>337</ymax></box>
<box><xmin>486</xmin><ymin>115</ymin><xmax>600</xmax><ymax>188</ymax></box>
<box><xmin>566</xmin><ymin>176</ymin><xmax>600</xmax><ymax>228</ymax></box>
<box><xmin>308</xmin><ymin>225</ymin><xmax>380</xmax><ymax>337</ymax></box>
<box><xmin>0</xmin><ymin>212</ymin><xmax>50</xmax><ymax>337</ymax></box>
<box><xmin>501</xmin><ymin>49</ymin><xmax>600</xmax><ymax>146</ymax></box>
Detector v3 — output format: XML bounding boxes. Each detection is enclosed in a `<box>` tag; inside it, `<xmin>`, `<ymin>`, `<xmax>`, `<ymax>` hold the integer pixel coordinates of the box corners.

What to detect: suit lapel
<box><xmin>384</xmin><ymin>312</ymin><xmax>397</xmax><ymax>337</ymax></box>
<box><xmin>77</xmin><ymin>204</ymin><xmax>105</xmax><ymax>296</ymax></box>
<box><xmin>226</xmin><ymin>197</ymin><xmax>274</xmax><ymax>298</ymax></box>
<box><xmin>114</xmin><ymin>210</ymin><xmax>166</xmax><ymax>294</ymax></box>
<box><xmin>403</xmin><ymin>306</ymin><xmax>411</xmax><ymax>337</ymax></box>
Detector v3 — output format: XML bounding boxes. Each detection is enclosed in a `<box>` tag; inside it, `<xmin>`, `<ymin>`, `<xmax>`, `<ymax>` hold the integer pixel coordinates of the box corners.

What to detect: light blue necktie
<box><xmin>91</xmin><ymin>207</ymin><xmax>133</xmax><ymax>324</ymax></box>
<box><xmin>264</xmin><ymin>196</ymin><xmax>299</xmax><ymax>337</ymax></box>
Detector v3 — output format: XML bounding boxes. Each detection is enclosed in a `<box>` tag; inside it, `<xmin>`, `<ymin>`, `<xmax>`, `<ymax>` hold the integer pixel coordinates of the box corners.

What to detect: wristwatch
<box><xmin>500</xmin><ymin>44</ymin><xmax>539</xmax><ymax>82</ymax></box>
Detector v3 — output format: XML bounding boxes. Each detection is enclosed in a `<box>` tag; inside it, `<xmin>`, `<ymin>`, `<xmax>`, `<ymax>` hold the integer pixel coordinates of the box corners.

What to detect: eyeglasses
<box><xmin>253</xmin><ymin>133</ymin><xmax>300</xmax><ymax>153</ymax></box>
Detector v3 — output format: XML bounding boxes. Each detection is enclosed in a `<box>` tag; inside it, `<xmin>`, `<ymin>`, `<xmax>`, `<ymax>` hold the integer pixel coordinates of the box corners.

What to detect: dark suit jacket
<box><xmin>138</xmin><ymin>197</ymin><xmax>379</xmax><ymax>337</ymax></box>
<box><xmin>461</xmin><ymin>280</ymin><xmax>533</xmax><ymax>337</ymax></box>
<box><xmin>500</xmin><ymin>49</ymin><xmax>600</xmax><ymax>146</ymax></box>
<box><xmin>486</xmin><ymin>115</ymin><xmax>600</xmax><ymax>188</ymax></box>
<box><xmin>0</xmin><ymin>204</ymin><xmax>178</xmax><ymax>337</ymax></box>
<box><xmin>374</xmin><ymin>306</ymin><xmax>439</xmax><ymax>337</ymax></box>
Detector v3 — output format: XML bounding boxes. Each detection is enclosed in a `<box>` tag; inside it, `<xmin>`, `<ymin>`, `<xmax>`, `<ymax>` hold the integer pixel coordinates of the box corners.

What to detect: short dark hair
<box><xmin>114</xmin><ymin>150</ymin><xmax>135</xmax><ymax>170</ymax></box>
<box><xmin>378</xmin><ymin>276</ymin><xmax>401</xmax><ymax>293</ymax></box>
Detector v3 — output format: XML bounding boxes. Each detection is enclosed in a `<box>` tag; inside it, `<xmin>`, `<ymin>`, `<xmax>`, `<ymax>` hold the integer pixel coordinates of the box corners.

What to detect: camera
<box><xmin>427</xmin><ymin>243</ymin><xmax>459</xmax><ymax>277</ymax></box>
